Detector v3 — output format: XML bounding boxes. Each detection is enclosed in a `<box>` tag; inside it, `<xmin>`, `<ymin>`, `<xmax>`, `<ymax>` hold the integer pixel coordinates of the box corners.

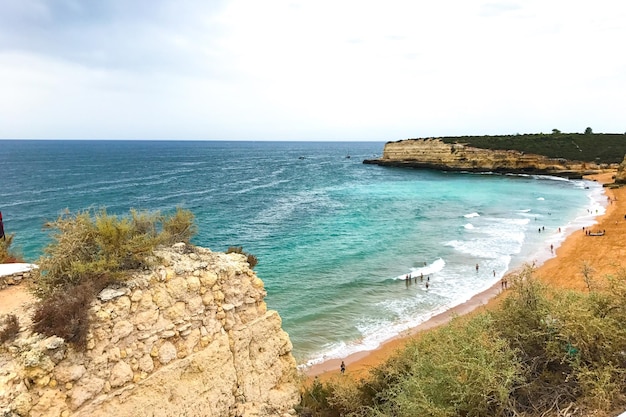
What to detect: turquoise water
<box><xmin>0</xmin><ymin>140</ymin><xmax>606</xmax><ymax>365</ymax></box>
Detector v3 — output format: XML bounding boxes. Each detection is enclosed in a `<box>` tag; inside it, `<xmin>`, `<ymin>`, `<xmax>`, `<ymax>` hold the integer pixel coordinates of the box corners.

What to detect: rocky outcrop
<box><xmin>615</xmin><ymin>155</ymin><xmax>626</xmax><ymax>184</ymax></box>
<box><xmin>0</xmin><ymin>264</ymin><xmax>36</xmax><ymax>290</ymax></box>
<box><xmin>0</xmin><ymin>243</ymin><xmax>300</xmax><ymax>417</ymax></box>
<box><xmin>364</xmin><ymin>139</ymin><xmax>613</xmax><ymax>179</ymax></box>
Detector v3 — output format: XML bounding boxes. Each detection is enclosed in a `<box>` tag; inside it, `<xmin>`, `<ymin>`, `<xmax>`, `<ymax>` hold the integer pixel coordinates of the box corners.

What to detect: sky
<box><xmin>0</xmin><ymin>0</ymin><xmax>624</xmax><ymax>141</ymax></box>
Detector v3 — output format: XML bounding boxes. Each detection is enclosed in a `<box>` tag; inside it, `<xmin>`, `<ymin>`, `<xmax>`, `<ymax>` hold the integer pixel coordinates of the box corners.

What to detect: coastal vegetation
<box><xmin>299</xmin><ymin>267</ymin><xmax>626</xmax><ymax>417</ymax></box>
<box><xmin>425</xmin><ymin>132</ymin><xmax>626</xmax><ymax>164</ymax></box>
<box><xmin>0</xmin><ymin>314</ymin><xmax>20</xmax><ymax>344</ymax></box>
<box><xmin>30</xmin><ymin>207</ymin><xmax>197</xmax><ymax>347</ymax></box>
<box><xmin>0</xmin><ymin>234</ymin><xmax>20</xmax><ymax>263</ymax></box>
<box><xmin>226</xmin><ymin>245</ymin><xmax>259</xmax><ymax>269</ymax></box>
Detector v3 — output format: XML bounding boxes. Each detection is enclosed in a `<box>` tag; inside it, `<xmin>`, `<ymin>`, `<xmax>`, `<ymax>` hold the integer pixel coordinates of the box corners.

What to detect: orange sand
<box><xmin>306</xmin><ymin>172</ymin><xmax>625</xmax><ymax>381</ymax></box>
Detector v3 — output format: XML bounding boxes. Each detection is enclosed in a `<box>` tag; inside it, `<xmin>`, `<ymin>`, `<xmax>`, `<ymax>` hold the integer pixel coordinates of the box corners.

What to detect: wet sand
<box><xmin>306</xmin><ymin>172</ymin><xmax>625</xmax><ymax>381</ymax></box>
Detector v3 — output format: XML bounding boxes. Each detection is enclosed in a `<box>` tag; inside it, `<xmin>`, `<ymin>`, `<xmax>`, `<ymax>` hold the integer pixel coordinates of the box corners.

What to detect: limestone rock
<box><xmin>97</xmin><ymin>288</ymin><xmax>127</xmax><ymax>302</ymax></box>
<box><xmin>1</xmin><ymin>244</ymin><xmax>300</xmax><ymax>417</ymax></box>
<box><xmin>109</xmin><ymin>361</ymin><xmax>133</xmax><ymax>388</ymax></box>
<box><xmin>364</xmin><ymin>138</ymin><xmax>614</xmax><ymax>179</ymax></box>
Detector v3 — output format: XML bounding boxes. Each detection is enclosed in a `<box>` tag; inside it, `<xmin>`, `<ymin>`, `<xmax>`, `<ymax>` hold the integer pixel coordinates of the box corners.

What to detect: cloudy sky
<box><xmin>1</xmin><ymin>1</ymin><xmax>624</xmax><ymax>140</ymax></box>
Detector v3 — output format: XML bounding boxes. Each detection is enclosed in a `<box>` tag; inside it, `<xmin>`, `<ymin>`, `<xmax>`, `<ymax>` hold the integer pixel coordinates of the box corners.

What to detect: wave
<box><xmin>464</xmin><ymin>212</ymin><xmax>480</xmax><ymax>218</ymax></box>
<box><xmin>464</xmin><ymin>223</ymin><xmax>475</xmax><ymax>230</ymax></box>
<box><xmin>393</xmin><ymin>258</ymin><xmax>446</xmax><ymax>280</ymax></box>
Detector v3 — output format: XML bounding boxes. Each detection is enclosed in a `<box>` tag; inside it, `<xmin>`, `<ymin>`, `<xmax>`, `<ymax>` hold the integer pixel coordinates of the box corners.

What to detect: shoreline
<box><xmin>306</xmin><ymin>171</ymin><xmax>624</xmax><ymax>380</ymax></box>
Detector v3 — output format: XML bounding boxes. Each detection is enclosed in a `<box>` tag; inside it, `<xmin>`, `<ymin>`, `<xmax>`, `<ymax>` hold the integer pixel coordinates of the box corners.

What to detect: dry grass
<box><xmin>31</xmin><ymin>274</ymin><xmax>112</xmax><ymax>349</ymax></box>
<box><xmin>0</xmin><ymin>314</ymin><xmax>20</xmax><ymax>344</ymax></box>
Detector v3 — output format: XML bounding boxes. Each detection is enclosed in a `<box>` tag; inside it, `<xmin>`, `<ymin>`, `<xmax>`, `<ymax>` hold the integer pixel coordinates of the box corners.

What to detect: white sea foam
<box><xmin>393</xmin><ymin>258</ymin><xmax>445</xmax><ymax>280</ymax></box>
<box><xmin>464</xmin><ymin>212</ymin><xmax>480</xmax><ymax>218</ymax></box>
<box><xmin>464</xmin><ymin>223</ymin><xmax>475</xmax><ymax>229</ymax></box>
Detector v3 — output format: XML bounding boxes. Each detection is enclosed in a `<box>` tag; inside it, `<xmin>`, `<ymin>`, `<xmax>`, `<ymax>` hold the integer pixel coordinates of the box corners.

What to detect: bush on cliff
<box><xmin>0</xmin><ymin>314</ymin><xmax>20</xmax><ymax>344</ymax></box>
<box><xmin>226</xmin><ymin>246</ymin><xmax>259</xmax><ymax>269</ymax></box>
<box><xmin>32</xmin><ymin>207</ymin><xmax>197</xmax><ymax>299</ymax></box>
<box><xmin>0</xmin><ymin>234</ymin><xmax>21</xmax><ymax>263</ymax></box>
<box><xmin>30</xmin><ymin>207</ymin><xmax>196</xmax><ymax>348</ymax></box>
<box><xmin>300</xmin><ymin>267</ymin><xmax>626</xmax><ymax>417</ymax></box>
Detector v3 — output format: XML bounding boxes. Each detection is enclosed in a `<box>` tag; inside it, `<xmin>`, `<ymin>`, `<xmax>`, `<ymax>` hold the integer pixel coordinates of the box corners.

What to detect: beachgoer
<box><xmin>475</xmin><ymin>263</ymin><xmax>479</xmax><ymax>272</ymax></box>
<box><xmin>558</xmin><ymin>227</ymin><xmax>561</xmax><ymax>233</ymax></box>
<box><xmin>0</xmin><ymin>211</ymin><xmax>5</xmax><ymax>240</ymax></box>
<box><xmin>550</xmin><ymin>244</ymin><xmax>553</xmax><ymax>254</ymax></box>
<box><xmin>425</xmin><ymin>282</ymin><xmax>429</xmax><ymax>290</ymax></box>
<box><xmin>420</xmin><ymin>273</ymin><xmax>423</xmax><ymax>282</ymax></box>
<box><xmin>493</xmin><ymin>270</ymin><xmax>496</xmax><ymax>277</ymax></box>
<box><xmin>340</xmin><ymin>361</ymin><xmax>346</xmax><ymax>374</ymax></box>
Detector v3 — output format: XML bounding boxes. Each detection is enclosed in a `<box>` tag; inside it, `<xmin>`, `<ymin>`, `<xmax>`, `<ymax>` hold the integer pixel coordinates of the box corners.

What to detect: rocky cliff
<box><xmin>0</xmin><ymin>243</ymin><xmax>300</xmax><ymax>417</ymax></box>
<box><xmin>364</xmin><ymin>139</ymin><xmax>612</xmax><ymax>178</ymax></box>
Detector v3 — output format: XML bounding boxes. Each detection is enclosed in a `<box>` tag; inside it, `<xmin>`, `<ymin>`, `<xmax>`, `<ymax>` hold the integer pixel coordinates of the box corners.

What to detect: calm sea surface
<box><xmin>0</xmin><ymin>140</ymin><xmax>606</xmax><ymax>365</ymax></box>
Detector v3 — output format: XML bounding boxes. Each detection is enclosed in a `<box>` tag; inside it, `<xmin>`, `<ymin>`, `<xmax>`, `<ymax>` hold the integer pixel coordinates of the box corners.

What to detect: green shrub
<box><xmin>32</xmin><ymin>207</ymin><xmax>196</xmax><ymax>299</ymax></box>
<box><xmin>0</xmin><ymin>314</ymin><xmax>20</xmax><ymax>344</ymax></box>
<box><xmin>300</xmin><ymin>266</ymin><xmax>626</xmax><ymax>416</ymax></box>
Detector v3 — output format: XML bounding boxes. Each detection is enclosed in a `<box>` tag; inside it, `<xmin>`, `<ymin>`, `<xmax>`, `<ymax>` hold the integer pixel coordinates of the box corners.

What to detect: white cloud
<box><xmin>0</xmin><ymin>0</ymin><xmax>625</xmax><ymax>139</ymax></box>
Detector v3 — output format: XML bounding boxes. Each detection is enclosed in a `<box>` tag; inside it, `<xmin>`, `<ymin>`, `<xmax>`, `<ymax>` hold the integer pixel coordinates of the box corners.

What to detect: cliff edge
<box><xmin>0</xmin><ymin>243</ymin><xmax>300</xmax><ymax>417</ymax></box>
<box><xmin>364</xmin><ymin>138</ymin><xmax>614</xmax><ymax>178</ymax></box>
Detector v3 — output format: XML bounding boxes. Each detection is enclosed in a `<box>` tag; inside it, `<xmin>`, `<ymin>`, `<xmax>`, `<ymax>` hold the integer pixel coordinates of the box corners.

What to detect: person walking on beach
<box><xmin>0</xmin><ymin>211</ymin><xmax>5</xmax><ymax>241</ymax></box>
<box><xmin>340</xmin><ymin>361</ymin><xmax>346</xmax><ymax>374</ymax></box>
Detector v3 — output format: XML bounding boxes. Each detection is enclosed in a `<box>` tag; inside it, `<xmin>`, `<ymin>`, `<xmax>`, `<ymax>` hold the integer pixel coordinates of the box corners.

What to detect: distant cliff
<box><xmin>0</xmin><ymin>243</ymin><xmax>300</xmax><ymax>417</ymax></box>
<box><xmin>364</xmin><ymin>139</ymin><xmax>616</xmax><ymax>179</ymax></box>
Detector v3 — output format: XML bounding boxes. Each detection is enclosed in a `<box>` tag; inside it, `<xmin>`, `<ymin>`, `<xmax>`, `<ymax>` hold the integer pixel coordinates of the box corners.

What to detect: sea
<box><xmin>0</xmin><ymin>140</ymin><xmax>607</xmax><ymax>367</ymax></box>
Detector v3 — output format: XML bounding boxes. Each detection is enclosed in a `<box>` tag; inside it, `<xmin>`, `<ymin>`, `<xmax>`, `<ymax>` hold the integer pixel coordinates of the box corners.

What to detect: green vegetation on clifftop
<box><xmin>410</xmin><ymin>132</ymin><xmax>626</xmax><ymax>164</ymax></box>
<box><xmin>29</xmin><ymin>207</ymin><xmax>197</xmax><ymax>348</ymax></box>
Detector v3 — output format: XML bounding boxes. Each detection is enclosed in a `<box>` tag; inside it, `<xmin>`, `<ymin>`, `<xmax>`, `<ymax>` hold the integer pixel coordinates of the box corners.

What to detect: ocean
<box><xmin>0</xmin><ymin>140</ymin><xmax>606</xmax><ymax>366</ymax></box>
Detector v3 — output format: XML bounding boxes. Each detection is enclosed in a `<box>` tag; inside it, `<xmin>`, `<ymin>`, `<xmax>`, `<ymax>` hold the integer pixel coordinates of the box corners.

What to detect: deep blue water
<box><xmin>0</xmin><ymin>140</ymin><xmax>606</xmax><ymax>365</ymax></box>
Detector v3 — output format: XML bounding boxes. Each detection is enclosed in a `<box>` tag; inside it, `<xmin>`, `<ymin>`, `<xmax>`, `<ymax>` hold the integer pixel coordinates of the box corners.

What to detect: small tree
<box><xmin>552</xmin><ymin>128</ymin><xmax>561</xmax><ymax>134</ymax></box>
<box><xmin>585</xmin><ymin>127</ymin><xmax>593</xmax><ymax>135</ymax></box>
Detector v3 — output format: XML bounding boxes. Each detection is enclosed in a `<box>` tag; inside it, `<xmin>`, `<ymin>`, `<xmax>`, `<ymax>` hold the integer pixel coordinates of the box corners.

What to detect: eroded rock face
<box><xmin>0</xmin><ymin>244</ymin><xmax>300</xmax><ymax>417</ymax></box>
<box><xmin>364</xmin><ymin>138</ymin><xmax>614</xmax><ymax>178</ymax></box>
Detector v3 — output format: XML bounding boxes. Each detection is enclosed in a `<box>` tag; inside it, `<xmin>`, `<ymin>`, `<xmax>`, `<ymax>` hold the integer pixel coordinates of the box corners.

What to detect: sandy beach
<box><xmin>307</xmin><ymin>172</ymin><xmax>625</xmax><ymax>380</ymax></box>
